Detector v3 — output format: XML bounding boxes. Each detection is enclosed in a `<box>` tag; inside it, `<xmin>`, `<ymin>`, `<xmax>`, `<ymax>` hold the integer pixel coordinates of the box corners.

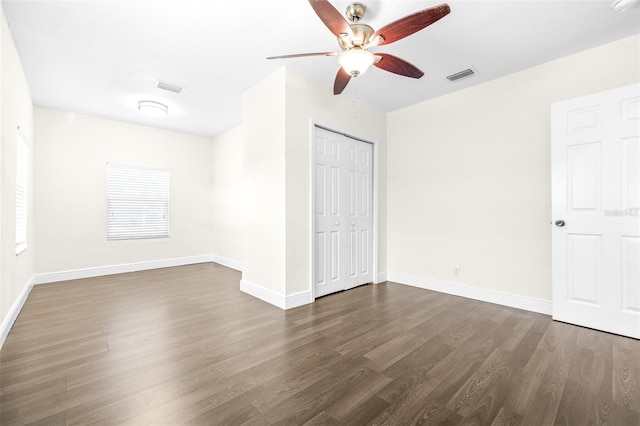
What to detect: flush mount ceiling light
<box><xmin>137</xmin><ymin>100</ymin><xmax>168</xmax><ymax>116</ymax></box>
<box><xmin>612</xmin><ymin>0</ymin><xmax>639</xmax><ymax>11</ymax></box>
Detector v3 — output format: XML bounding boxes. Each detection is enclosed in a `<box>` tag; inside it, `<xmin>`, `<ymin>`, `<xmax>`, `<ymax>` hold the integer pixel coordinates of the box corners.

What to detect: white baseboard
<box><xmin>386</xmin><ymin>272</ymin><xmax>552</xmax><ymax>315</ymax></box>
<box><xmin>376</xmin><ymin>272</ymin><xmax>388</xmax><ymax>283</ymax></box>
<box><xmin>211</xmin><ymin>254</ymin><xmax>242</xmax><ymax>271</ymax></box>
<box><xmin>0</xmin><ymin>276</ymin><xmax>34</xmax><ymax>350</ymax></box>
<box><xmin>285</xmin><ymin>290</ymin><xmax>314</xmax><ymax>309</ymax></box>
<box><xmin>33</xmin><ymin>255</ymin><xmax>214</xmax><ymax>285</ymax></box>
<box><xmin>240</xmin><ymin>279</ymin><xmax>312</xmax><ymax>310</ymax></box>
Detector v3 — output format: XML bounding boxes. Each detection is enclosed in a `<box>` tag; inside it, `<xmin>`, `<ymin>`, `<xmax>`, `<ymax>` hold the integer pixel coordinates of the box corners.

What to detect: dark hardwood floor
<box><xmin>0</xmin><ymin>263</ymin><xmax>638</xmax><ymax>425</ymax></box>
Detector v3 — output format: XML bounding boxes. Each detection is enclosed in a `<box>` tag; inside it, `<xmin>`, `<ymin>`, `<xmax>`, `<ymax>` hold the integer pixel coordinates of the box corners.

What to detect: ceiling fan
<box><xmin>267</xmin><ymin>0</ymin><xmax>451</xmax><ymax>95</ymax></box>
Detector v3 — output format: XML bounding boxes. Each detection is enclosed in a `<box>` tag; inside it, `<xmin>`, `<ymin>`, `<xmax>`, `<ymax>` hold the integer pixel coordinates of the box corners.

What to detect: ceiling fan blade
<box><xmin>373</xmin><ymin>53</ymin><xmax>424</xmax><ymax>79</ymax></box>
<box><xmin>309</xmin><ymin>0</ymin><xmax>352</xmax><ymax>39</ymax></box>
<box><xmin>334</xmin><ymin>67</ymin><xmax>352</xmax><ymax>95</ymax></box>
<box><xmin>371</xmin><ymin>3</ymin><xmax>450</xmax><ymax>46</ymax></box>
<box><xmin>267</xmin><ymin>52</ymin><xmax>338</xmax><ymax>60</ymax></box>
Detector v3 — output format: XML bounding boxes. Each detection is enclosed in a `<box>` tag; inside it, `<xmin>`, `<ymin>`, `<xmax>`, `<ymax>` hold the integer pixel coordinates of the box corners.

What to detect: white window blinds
<box><xmin>107</xmin><ymin>163</ymin><xmax>169</xmax><ymax>240</ymax></box>
<box><xmin>15</xmin><ymin>133</ymin><xmax>28</xmax><ymax>254</ymax></box>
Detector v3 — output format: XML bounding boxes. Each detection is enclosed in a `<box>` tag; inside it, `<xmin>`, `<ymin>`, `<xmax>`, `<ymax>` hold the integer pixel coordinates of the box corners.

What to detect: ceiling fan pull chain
<box><xmin>352</xmin><ymin>84</ymin><xmax>359</xmax><ymax>120</ymax></box>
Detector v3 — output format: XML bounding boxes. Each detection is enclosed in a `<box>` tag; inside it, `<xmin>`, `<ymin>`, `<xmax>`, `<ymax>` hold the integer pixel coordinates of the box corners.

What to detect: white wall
<box><xmin>211</xmin><ymin>124</ymin><xmax>243</xmax><ymax>269</ymax></box>
<box><xmin>0</xmin><ymin>4</ymin><xmax>34</xmax><ymax>344</ymax></box>
<box><xmin>240</xmin><ymin>67</ymin><xmax>387</xmax><ymax>306</ymax></box>
<box><xmin>241</xmin><ymin>68</ymin><xmax>287</xmax><ymax>295</ymax></box>
<box><xmin>34</xmin><ymin>108</ymin><xmax>214</xmax><ymax>276</ymax></box>
<box><xmin>285</xmin><ymin>69</ymin><xmax>387</xmax><ymax>295</ymax></box>
<box><xmin>387</xmin><ymin>35</ymin><xmax>640</xmax><ymax>305</ymax></box>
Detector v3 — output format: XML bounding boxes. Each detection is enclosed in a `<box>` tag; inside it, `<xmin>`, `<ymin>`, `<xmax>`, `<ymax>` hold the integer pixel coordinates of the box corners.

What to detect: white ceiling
<box><xmin>3</xmin><ymin>0</ymin><xmax>639</xmax><ymax>137</ymax></box>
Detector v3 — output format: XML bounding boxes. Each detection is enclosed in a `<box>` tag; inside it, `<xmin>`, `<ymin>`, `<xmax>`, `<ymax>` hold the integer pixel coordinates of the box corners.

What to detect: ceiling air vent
<box><xmin>156</xmin><ymin>81</ymin><xmax>185</xmax><ymax>94</ymax></box>
<box><xmin>446</xmin><ymin>68</ymin><xmax>476</xmax><ymax>82</ymax></box>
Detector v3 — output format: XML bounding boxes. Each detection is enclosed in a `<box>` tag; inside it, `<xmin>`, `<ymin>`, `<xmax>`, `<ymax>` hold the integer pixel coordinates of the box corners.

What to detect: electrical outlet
<box><xmin>452</xmin><ymin>266</ymin><xmax>460</xmax><ymax>277</ymax></box>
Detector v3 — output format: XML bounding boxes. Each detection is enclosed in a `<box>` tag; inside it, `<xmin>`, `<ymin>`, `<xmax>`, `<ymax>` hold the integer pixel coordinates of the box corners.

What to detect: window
<box><xmin>106</xmin><ymin>163</ymin><xmax>169</xmax><ymax>240</ymax></box>
<box><xmin>15</xmin><ymin>132</ymin><xmax>28</xmax><ymax>254</ymax></box>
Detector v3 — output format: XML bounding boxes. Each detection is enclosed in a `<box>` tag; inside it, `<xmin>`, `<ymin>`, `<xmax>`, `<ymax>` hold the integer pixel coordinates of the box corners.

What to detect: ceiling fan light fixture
<box><xmin>338</xmin><ymin>48</ymin><xmax>375</xmax><ymax>77</ymax></box>
<box><xmin>137</xmin><ymin>100</ymin><xmax>168</xmax><ymax>116</ymax></box>
<box><xmin>611</xmin><ymin>0</ymin><xmax>639</xmax><ymax>10</ymax></box>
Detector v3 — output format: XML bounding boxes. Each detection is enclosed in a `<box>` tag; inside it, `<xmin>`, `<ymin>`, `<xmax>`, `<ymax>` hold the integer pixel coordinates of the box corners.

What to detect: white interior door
<box><xmin>551</xmin><ymin>83</ymin><xmax>640</xmax><ymax>339</ymax></box>
<box><xmin>314</xmin><ymin>126</ymin><xmax>373</xmax><ymax>298</ymax></box>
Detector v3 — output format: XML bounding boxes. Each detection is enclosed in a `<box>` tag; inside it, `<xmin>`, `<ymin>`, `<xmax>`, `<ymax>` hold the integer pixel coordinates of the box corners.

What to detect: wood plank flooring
<box><xmin>1</xmin><ymin>262</ymin><xmax>638</xmax><ymax>425</ymax></box>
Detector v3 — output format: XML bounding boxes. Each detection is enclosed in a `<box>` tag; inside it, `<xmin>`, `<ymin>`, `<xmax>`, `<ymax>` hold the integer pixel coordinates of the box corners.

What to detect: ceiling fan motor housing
<box><xmin>338</xmin><ymin>23</ymin><xmax>374</xmax><ymax>49</ymax></box>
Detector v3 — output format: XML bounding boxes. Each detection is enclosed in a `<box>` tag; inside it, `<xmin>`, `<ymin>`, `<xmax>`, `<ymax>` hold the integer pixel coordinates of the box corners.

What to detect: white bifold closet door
<box><xmin>314</xmin><ymin>126</ymin><xmax>373</xmax><ymax>298</ymax></box>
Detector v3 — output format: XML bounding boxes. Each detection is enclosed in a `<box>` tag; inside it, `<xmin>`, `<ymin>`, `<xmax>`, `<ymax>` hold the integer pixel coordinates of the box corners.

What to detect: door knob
<box><xmin>555</xmin><ymin>220</ymin><xmax>565</xmax><ymax>227</ymax></box>
<box><xmin>335</xmin><ymin>222</ymin><xmax>340</xmax><ymax>226</ymax></box>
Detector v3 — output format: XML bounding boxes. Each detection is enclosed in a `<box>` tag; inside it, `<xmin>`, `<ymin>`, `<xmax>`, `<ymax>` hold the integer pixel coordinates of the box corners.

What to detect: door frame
<box><xmin>309</xmin><ymin>120</ymin><xmax>380</xmax><ymax>300</ymax></box>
